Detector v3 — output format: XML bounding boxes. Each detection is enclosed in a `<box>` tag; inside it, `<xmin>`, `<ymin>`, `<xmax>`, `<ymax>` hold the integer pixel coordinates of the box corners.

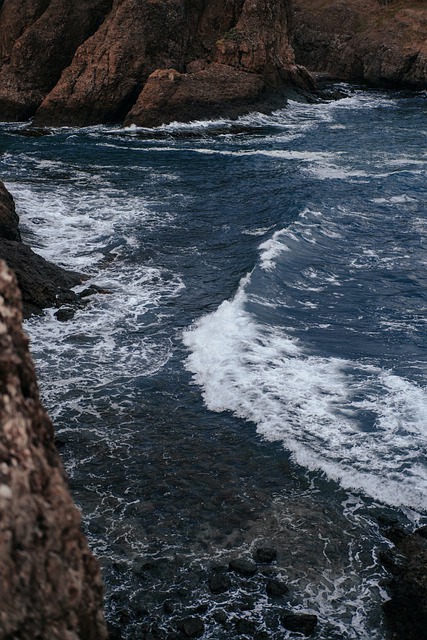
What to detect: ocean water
<box><xmin>1</xmin><ymin>87</ymin><xmax>426</xmax><ymax>639</ymax></box>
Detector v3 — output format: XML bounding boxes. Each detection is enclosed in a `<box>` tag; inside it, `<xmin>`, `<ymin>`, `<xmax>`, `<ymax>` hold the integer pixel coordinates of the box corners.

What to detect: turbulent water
<box><xmin>1</xmin><ymin>87</ymin><xmax>426</xmax><ymax>639</ymax></box>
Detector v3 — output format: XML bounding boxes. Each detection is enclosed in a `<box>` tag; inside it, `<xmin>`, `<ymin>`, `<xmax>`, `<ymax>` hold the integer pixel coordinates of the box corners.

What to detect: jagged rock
<box><xmin>0</xmin><ymin>0</ymin><xmax>314</xmax><ymax>127</ymax></box>
<box><xmin>0</xmin><ymin>182</ymin><xmax>82</xmax><ymax>317</ymax></box>
<box><xmin>125</xmin><ymin>64</ymin><xmax>265</xmax><ymax>127</ymax></box>
<box><xmin>0</xmin><ymin>259</ymin><xmax>107</xmax><ymax>639</ymax></box>
<box><xmin>293</xmin><ymin>0</ymin><xmax>427</xmax><ymax>89</ymax></box>
<box><xmin>383</xmin><ymin>527</ymin><xmax>427</xmax><ymax>640</ymax></box>
<box><xmin>0</xmin><ymin>180</ymin><xmax>21</xmax><ymax>241</ymax></box>
<box><xmin>0</xmin><ymin>0</ymin><xmax>113</xmax><ymax>120</ymax></box>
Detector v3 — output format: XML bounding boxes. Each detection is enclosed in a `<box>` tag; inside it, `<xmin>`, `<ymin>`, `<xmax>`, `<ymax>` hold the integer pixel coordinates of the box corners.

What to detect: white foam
<box><xmin>183</xmin><ymin>279</ymin><xmax>427</xmax><ymax>512</ymax></box>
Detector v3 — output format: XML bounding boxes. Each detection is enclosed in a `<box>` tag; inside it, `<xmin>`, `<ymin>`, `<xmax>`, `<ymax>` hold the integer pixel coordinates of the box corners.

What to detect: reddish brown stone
<box><xmin>0</xmin><ymin>0</ymin><xmax>113</xmax><ymax>120</ymax></box>
<box><xmin>124</xmin><ymin>63</ymin><xmax>266</xmax><ymax>127</ymax></box>
<box><xmin>293</xmin><ymin>0</ymin><xmax>427</xmax><ymax>89</ymax></box>
<box><xmin>0</xmin><ymin>260</ymin><xmax>107</xmax><ymax>639</ymax></box>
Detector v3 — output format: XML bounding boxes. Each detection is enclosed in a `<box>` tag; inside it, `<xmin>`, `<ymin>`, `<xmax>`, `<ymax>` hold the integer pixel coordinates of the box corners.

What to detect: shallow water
<box><xmin>1</xmin><ymin>87</ymin><xmax>426</xmax><ymax>638</ymax></box>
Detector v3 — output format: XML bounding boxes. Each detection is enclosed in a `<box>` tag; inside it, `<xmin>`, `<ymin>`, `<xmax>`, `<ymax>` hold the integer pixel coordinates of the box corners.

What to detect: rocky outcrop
<box><xmin>124</xmin><ymin>63</ymin><xmax>266</xmax><ymax>128</ymax></box>
<box><xmin>293</xmin><ymin>0</ymin><xmax>427</xmax><ymax>89</ymax></box>
<box><xmin>0</xmin><ymin>0</ymin><xmax>312</xmax><ymax>127</ymax></box>
<box><xmin>381</xmin><ymin>526</ymin><xmax>427</xmax><ymax>640</ymax></box>
<box><xmin>0</xmin><ymin>181</ymin><xmax>82</xmax><ymax>316</ymax></box>
<box><xmin>0</xmin><ymin>0</ymin><xmax>113</xmax><ymax>120</ymax></box>
<box><xmin>0</xmin><ymin>259</ymin><xmax>107</xmax><ymax>639</ymax></box>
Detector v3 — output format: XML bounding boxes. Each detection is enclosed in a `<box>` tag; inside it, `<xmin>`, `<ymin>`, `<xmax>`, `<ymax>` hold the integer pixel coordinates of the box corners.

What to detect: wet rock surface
<box><xmin>382</xmin><ymin>526</ymin><xmax>427</xmax><ymax>640</ymax></box>
<box><xmin>0</xmin><ymin>259</ymin><xmax>107</xmax><ymax>639</ymax></box>
<box><xmin>0</xmin><ymin>181</ymin><xmax>83</xmax><ymax>316</ymax></box>
<box><xmin>293</xmin><ymin>0</ymin><xmax>427</xmax><ymax>89</ymax></box>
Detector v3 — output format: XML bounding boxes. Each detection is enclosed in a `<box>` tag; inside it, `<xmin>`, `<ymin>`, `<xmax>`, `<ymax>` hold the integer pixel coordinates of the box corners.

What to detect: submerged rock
<box><xmin>255</xmin><ymin>546</ymin><xmax>277</xmax><ymax>563</ymax></box>
<box><xmin>266</xmin><ymin>578</ymin><xmax>289</xmax><ymax>597</ymax></box>
<box><xmin>382</xmin><ymin>527</ymin><xmax>427</xmax><ymax>640</ymax></box>
<box><xmin>177</xmin><ymin>616</ymin><xmax>205</xmax><ymax>638</ymax></box>
<box><xmin>209</xmin><ymin>569</ymin><xmax>232</xmax><ymax>594</ymax></box>
<box><xmin>281</xmin><ymin>611</ymin><xmax>318</xmax><ymax>636</ymax></box>
<box><xmin>229</xmin><ymin>556</ymin><xmax>258</xmax><ymax>577</ymax></box>
<box><xmin>0</xmin><ymin>260</ymin><xmax>107</xmax><ymax>638</ymax></box>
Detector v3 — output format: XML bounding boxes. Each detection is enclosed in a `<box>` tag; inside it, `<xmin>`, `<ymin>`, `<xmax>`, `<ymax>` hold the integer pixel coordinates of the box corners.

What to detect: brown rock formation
<box><xmin>0</xmin><ymin>181</ymin><xmax>82</xmax><ymax>316</ymax></box>
<box><xmin>293</xmin><ymin>0</ymin><xmax>427</xmax><ymax>88</ymax></box>
<box><xmin>0</xmin><ymin>0</ymin><xmax>312</xmax><ymax>127</ymax></box>
<box><xmin>124</xmin><ymin>63</ymin><xmax>266</xmax><ymax>127</ymax></box>
<box><xmin>0</xmin><ymin>259</ymin><xmax>107</xmax><ymax>639</ymax></box>
<box><xmin>0</xmin><ymin>0</ymin><xmax>113</xmax><ymax>120</ymax></box>
<box><xmin>382</xmin><ymin>527</ymin><xmax>427</xmax><ymax>640</ymax></box>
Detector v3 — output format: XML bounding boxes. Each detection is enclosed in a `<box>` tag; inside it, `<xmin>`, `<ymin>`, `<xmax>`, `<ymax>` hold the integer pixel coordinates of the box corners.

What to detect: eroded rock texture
<box><xmin>0</xmin><ymin>181</ymin><xmax>82</xmax><ymax>316</ymax></box>
<box><xmin>0</xmin><ymin>0</ymin><xmax>311</xmax><ymax>127</ymax></box>
<box><xmin>0</xmin><ymin>260</ymin><xmax>107</xmax><ymax>639</ymax></box>
<box><xmin>293</xmin><ymin>0</ymin><xmax>427</xmax><ymax>88</ymax></box>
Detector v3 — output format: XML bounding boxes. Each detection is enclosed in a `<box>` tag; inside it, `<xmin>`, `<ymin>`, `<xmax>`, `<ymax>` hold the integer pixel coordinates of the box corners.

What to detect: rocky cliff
<box><xmin>0</xmin><ymin>0</ymin><xmax>312</xmax><ymax>127</ymax></box>
<box><xmin>293</xmin><ymin>0</ymin><xmax>427</xmax><ymax>88</ymax></box>
<box><xmin>0</xmin><ymin>259</ymin><xmax>107</xmax><ymax>639</ymax></box>
<box><xmin>0</xmin><ymin>181</ymin><xmax>82</xmax><ymax>317</ymax></box>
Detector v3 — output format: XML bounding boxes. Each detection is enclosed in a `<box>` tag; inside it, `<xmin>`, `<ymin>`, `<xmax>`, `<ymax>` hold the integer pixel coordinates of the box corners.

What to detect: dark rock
<box><xmin>0</xmin><ymin>180</ymin><xmax>21</xmax><ymax>241</ymax></box>
<box><xmin>0</xmin><ymin>182</ymin><xmax>83</xmax><ymax>317</ymax></box>
<box><xmin>55</xmin><ymin>288</ymin><xmax>80</xmax><ymax>306</ymax></box>
<box><xmin>281</xmin><ymin>612</ymin><xmax>318</xmax><ymax>636</ymax></box>
<box><xmin>213</xmin><ymin>610</ymin><xmax>228</xmax><ymax>625</ymax></box>
<box><xmin>235</xmin><ymin>618</ymin><xmax>256</xmax><ymax>635</ymax></box>
<box><xmin>79</xmin><ymin>284</ymin><xmax>106</xmax><ymax>298</ymax></box>
<box><xmin>266</xmin><ymin>578</ymin><xmax>289</xmax><ymax>597</ymax></box>
<box><xmin>107</xmin><ymin>623</ymin><xmax>123</xmax><ymax>640</ymax></box>
<box><xmin>379</xmin><ymin>549</ymin><xmax>406</xmax><ymax>576</ymax></box>
<box><xmin>255</xmin><ymin>547</ymin><xmax>277</xmax><ymax>563</ymax></box>
<box><xmin>416</xmin><ymin>525</ymin><xmax>427</xmax><ymax>539</ymax></box>
<box><xmin>54</xmin><ymin>307</ymin><xmax>76</xmax><ymax>322</ymax></box>
<box><xmin>177</xmin><ymin>616</ymin><xmax>205</xmax><ymax>638</ymax></box>
<box><xmin>0</xmin><ymin>260</ymin><xmax>107</xmax><ymax>638</ymax></box>
<box><xmin>209</xmin><ymin>571</ymin><xmax>232</xmax><ymax>594</ymax></box>
<box><xmin>163</xmin><ymin>599</ymin><xmax>175</xmax><ymax>614</ymax></box>
<box><xmin>382</xmin><ymin>528</ymin><xmax>427</xmax><ymax>640</ymax></box>
<box><xmin>229</xmin><ymin>557</ymin><xmax>257</xmax><ymax>577</ymax></box>
<box><xmin>0</xmin><ymin>238</ymin><xmax>82</xmax><ymax>317</ymax></box>
<box><xmin>194</xmin><ymin>603</ymin><xmax>208</xmax><ymax>614</ymax></box>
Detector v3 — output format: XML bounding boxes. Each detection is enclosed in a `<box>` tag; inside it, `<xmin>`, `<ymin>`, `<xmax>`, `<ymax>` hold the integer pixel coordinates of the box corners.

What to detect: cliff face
<box><xmin>293</xmin><ymin>0</ymin><xmax>427</xmax><ymax>88</ymax></box>
<box><xmin>0</xmin><ymin>181</ymin><xmax>82</xmax><ymax>317</ymax></box>
<box><xmin>0</xmin><ymin>259</ymin><xmax>107</xmax><ymax>639</ymax></box>
<box><xmin>0</xmin><ymin>0</ymin><xmax>311</xmax><ymax>127</ymax></box>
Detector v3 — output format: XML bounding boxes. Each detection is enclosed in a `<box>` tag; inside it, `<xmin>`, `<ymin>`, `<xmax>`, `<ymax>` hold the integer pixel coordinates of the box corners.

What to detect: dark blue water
<box><xmin>1</xmin><ymin>87</ymin><xmax>426</xmax><ymax>639</ymax></box>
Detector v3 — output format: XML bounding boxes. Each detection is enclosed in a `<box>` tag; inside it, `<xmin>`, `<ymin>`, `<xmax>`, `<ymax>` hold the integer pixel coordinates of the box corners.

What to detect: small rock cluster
<box><xmin>112</xmin><ymin>545</ymin><xmax>319</xmax><ymax>639</ymax></box>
